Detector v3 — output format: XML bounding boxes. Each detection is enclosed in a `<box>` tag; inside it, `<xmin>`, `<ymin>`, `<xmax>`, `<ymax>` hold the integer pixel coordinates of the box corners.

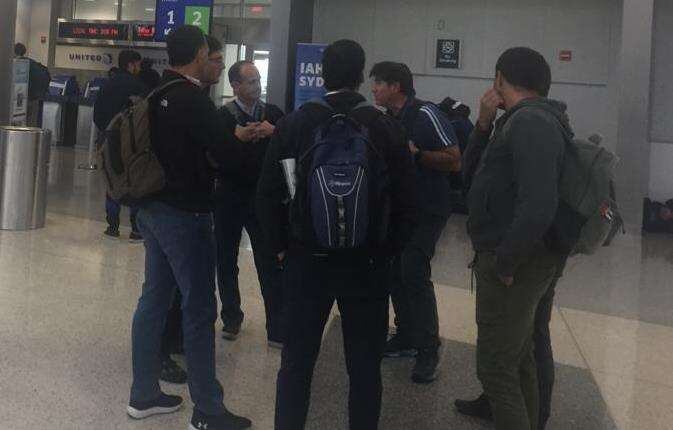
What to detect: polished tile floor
<box><xmin>2</xmin><ymin>147</ymin><xmax>673</xmax><ymax>429</ymax></box>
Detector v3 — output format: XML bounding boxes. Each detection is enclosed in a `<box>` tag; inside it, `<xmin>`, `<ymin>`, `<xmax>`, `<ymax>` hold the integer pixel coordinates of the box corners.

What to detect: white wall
<box><xmin>15</xmin><ymin>0</ymin><xmax>33</xmax><ymax>48</ymax></box>
<box><xmin>648</xmin><ymin>0</ymin><xmax>673</xmax><ymax>200</ymax></box>
<box><xmin>313</xmin><ymin>0</ymin><xmax>623</xmax><ymax>151</ymax></box>
<box><xmin>27</xmin><ymin>0</ymin><xmax>53</xmax><ymax>65</ymax></box>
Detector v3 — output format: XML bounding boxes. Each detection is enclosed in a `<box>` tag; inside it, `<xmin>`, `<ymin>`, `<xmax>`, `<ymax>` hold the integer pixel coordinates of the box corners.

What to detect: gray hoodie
<box><xmin>464</xmin><ymin>98</ymin><xmax>574</xmax><ymax>276</ymax></box>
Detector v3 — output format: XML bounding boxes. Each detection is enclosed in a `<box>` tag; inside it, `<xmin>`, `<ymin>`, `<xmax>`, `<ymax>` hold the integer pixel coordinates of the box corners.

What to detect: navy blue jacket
<box><xmin>394</xmin><ymin>97</ymin><xmax>459</xmax><ymax>217</ymax></box>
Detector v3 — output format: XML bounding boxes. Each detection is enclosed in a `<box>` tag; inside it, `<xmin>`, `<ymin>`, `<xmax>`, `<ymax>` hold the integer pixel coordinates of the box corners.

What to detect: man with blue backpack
<box><xmin>256</xmin><ymin>40</ymin><xmax>417</xmax><ymax>429</ymax></box>
<box><xmin>370</xmin><ymin>61</ymin><xmax>462</xmax><ymax>383</ymax></box>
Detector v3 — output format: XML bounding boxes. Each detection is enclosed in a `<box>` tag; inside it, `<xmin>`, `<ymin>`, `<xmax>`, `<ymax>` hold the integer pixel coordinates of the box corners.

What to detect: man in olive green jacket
<box><xmin>460</xmin><ymin>47</ymin><xmax>572</xmax><ymax>430</ymax></box>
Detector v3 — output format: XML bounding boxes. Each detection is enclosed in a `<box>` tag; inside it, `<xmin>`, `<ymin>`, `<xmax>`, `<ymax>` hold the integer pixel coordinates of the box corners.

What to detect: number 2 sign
<box><xmin>155</xmin><ymin>0</ymin><xmax>213</xmax><ymax>42</ymax></box>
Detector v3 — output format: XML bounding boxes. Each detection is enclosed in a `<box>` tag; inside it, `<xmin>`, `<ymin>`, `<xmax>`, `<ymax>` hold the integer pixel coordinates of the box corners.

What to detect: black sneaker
<box><xmin>454</xmin><ymin>393</ymin><xmax>493</xmax><ymax>421</ymax></box>
<box><xmin>412</xmin><ymin>346</ymin><xmax>440</xmax><ymax>384</ymax></box>
<box><xmin>383</xmin><ymin>333</ymin><xmax>417</xmax><ymax>358</ymax></box>
<box><xmin>127</xmin><ymin>392</ymin><xmax>183</xmax><ymax>419</ymax></box>
<box><xmin>222</xmin><ymin>320</ymin><xmax>241</xmax><ymax>341</ymax></box>
<box><xmin>129</xmin><ymin>231</ymin><xmax>144</xmax><ymax>243</ymax></box>
<box><xmin>104</xmin><ymin>226</ymin><xmax>120</xmax><ymax>239</ymax></box>
<box><xmin>189</xmin><ymin>408</ymin><xmax>252</xmax><ymax>430</ymax></box>
<box><xmin>160</xmin><ymin>357</ymin><xmax>187</xmax><ymax>384</ymax></box>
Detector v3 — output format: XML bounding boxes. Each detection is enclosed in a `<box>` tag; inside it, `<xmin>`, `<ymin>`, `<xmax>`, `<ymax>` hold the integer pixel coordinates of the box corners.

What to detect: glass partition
<box><xmin>121</xmin><ymin>0</ymin><xmax>156</xmax><ymax>21</ymax></box>
<box><xmin>73</xmin><ymin>0</ymin><xmax>119</xmax><ymax>20</ymax></box>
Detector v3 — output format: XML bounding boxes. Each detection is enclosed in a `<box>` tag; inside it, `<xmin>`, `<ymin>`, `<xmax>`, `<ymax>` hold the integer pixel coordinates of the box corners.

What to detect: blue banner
<box><xmin>294</xmin><ymin>43</ymin><xmax>327</xmax><ymax>110</ymax></box>
<box><xmin>155</xmin><ymin>0</ymin><xmax>213</xmax><ymax>42</ymax></box>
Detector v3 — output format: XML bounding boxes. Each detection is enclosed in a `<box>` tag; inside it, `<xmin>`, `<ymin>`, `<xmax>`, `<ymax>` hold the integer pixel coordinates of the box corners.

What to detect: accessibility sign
<box><xmin>155</xmin><ymin>0</ymin><xmax>213</xmax><ymax>42</ymax></box>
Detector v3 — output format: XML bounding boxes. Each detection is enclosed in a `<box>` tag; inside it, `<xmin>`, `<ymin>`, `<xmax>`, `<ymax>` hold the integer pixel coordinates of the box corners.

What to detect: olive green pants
<box><xmin>475</xmin><ymin>250</ymin><xmax>561</xmax><ymax>430</ymax></box>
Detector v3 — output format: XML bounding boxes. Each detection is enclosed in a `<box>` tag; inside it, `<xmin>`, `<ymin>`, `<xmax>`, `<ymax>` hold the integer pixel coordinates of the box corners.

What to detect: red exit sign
<box><xmin>559</xmin><ymin>50</ymin><xmax>572</xmax><ymax>62</ymax></box>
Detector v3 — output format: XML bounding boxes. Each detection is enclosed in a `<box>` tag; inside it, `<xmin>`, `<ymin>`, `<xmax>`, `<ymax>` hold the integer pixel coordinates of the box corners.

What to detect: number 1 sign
<box><xmin>155</xmin><ymin>0</ymin><xmax>214</xmax><ymax>42</ymax></box>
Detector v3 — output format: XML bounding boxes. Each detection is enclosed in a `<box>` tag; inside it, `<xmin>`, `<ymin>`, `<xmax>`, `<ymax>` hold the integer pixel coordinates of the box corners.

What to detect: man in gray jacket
<box><xmin>459</xmin><ymin>47</ymin><xmax>572</xmax><ymax>430</ymax></box>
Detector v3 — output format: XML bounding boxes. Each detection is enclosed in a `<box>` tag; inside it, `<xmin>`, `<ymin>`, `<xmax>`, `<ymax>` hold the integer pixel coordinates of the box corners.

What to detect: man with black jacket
<box><xmin>127</xmin><ymin>26</ymin><xmax>251</xmax><ymax>430</ymax></box>
<box><xmin>256</xmin><ymin>40</ymin><xmax>417</xmax><ymax>429</ymax></box>
<box><xmin>456</xmin><ymin>47</ymin><xmax>571</xmax><ymax>430</ymax></box>
<box><xmin>94</xmin><ymin>50</ymin><xmax>146</xmax><ymax>242</ymax></box>
<box><xmin>370</xmin><ymin>61</ymin><xmax>461</xmax><ymax>383</ymax></box>
<box><xmin>215</xmin><ymin>60</ymin><xmax>285</xmax><ymax>345</ymax></box>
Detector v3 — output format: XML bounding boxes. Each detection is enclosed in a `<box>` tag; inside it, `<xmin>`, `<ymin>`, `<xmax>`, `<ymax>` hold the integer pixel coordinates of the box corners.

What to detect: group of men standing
<box><xmin>96</xmin><ymin>24</ymin><xmax>574</xmax><ymax>430</ymax></box>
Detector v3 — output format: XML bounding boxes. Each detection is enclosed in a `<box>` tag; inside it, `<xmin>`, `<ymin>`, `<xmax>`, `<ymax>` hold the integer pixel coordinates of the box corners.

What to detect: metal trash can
<box><xmin>0</xmin><ymin>126</ymin><xmax>51</xmax><ymax>230</ymax></box>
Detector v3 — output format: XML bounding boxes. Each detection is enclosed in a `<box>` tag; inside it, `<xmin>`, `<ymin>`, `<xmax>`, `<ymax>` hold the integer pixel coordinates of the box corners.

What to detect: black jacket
<box><xmin>218</xmin><ymin>100</ymin><xmax>284</xmax><ymax>193</ymax></box>
<box><xmin>465</xmin><ymin>98</ymin><xmax>574</xmax><ymax>276</ymax></box>
<box><xmin>256</xmin><ymin>91</ymin><xmax>418</xmax><ymax>257</ymax></box>
<box><xmin>93</xmin><ymin>70</ymin><xmax>147</xmax><ymax>130</ymax></box>
<box><xmin>149</xmin><ymin>70</ymin><xmax>245</xmax><ymax>213</ymax></box>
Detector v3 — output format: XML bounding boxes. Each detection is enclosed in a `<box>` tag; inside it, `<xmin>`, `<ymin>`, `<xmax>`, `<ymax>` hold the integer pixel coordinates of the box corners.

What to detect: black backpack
<box><xmin>28</xmin><ymin>60</ymin><xmax>51</xmax><ymax>100</ymax></box>
<box><xmin>289</xmin><ymin>99</ymin><xmax>392</xmax><ymax>256</ymax></box>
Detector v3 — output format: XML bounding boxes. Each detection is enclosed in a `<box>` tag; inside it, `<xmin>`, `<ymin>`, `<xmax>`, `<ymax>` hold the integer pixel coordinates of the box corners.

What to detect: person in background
<box><xmin>455</xmin><ymin>47</ymin><xmax>571</xmax><ymax>430</ymax></box>
<box><xmin>257</xmin><ymin>39</ymin><xmax>417</xmax><ymax>430</ymax></box>
<box><xmin>127</xmin><ymin>25</ymin><xmax>251</xmax><ymax>430</ymax></box>
<box><xmin>215</xmin><ymin>59</ymin><xmax>285</xmax><ymax>346</ymax></box>
<box><xmin>138</xmin><ymin>58</ymin><xmax>161</xmax><ymax>91</ymax></box>
<box><xmin>94</xmin><ymin>50</ymin><xmax>146</xmax><ymax>243</ymax></box>
<box><xmin>14</xmin><ymin>42</ymin><xmax>50</xmax><ymax>127</ymax></box>
<box><xmin>370</xmin><ymin>61</ymin><xmax>461</xmax><ymax>384</ymax></box>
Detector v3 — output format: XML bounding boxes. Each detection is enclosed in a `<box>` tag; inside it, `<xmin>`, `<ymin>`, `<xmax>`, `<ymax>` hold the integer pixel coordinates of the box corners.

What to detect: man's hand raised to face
<box><xmin>477</xmin><ymin>88</ymin><xmax>505</xmax><ymax>132</ymax></box>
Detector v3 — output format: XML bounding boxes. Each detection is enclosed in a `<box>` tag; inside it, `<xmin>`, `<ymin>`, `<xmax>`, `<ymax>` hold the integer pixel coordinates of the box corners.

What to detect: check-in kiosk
<box><xmin>76</xmin><ymin>78</ymin><xmax>106</xmax><ymax>151</ymax></box>
<box><xmin>42</xmin><ymin>76</ymin><xmax>80</xmax><ymax>146</ymax></box>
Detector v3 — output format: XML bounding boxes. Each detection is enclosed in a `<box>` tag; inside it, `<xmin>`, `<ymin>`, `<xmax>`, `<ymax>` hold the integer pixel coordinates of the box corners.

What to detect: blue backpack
<box><xmin>293</xmin><ymin>99</ymin><xmax>390</xmax><ymax>254</ymax></box>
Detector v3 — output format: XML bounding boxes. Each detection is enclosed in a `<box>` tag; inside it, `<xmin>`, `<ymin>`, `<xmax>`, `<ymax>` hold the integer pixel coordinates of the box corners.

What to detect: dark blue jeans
<box><xmin>105</xmin><ymin>194</ymin><xmax>139</xmax><ymax>232</ymax></box>
<box><xmin>130</xmin><ymin>201</ymin><xmax>225</xmax><ymax>416</ymax></box>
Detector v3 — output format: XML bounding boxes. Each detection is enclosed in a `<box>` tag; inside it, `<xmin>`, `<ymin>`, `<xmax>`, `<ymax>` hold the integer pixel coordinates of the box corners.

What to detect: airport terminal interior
<box><xmin>2</xmin><ymin>0</ymin><xmax>673</xmax><ymax>429</ymax></box>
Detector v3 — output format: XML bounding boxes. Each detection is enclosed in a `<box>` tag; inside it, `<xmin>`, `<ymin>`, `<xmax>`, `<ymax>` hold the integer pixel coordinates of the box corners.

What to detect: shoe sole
<box><xmin>411</xmin><ymin>369</ymin><xmax>439</xmax><ymax>384</ymax></box>
<box><xmin>268</xmin><ymin>341</ymin><xmax>283</xmax><ymax>349</ymax></box>
<box><xmin>383</xmin><ymin>349</ymin><xmax>418</xmax><ymax>358</ymax></box>
<box><xmin>129</xmin><ymin>239</ymin><xmax>144</xmax><ymax>244</ymax></box>
<box><xmin>127</xmin><ymin>402</ymin><xmax>183</xmax><ymax>419</ymax></box>
<box><xmin>103</xmin><ymin>234</ymin><xmax>120</xmax><ymax>240</ymax></box>
<box><xmin>160</xmin><ymin>377</ymin><xmax>188</xmax><ymax>385</ymax></box>
<box><xmin>222</xmin><ymin>331</ymin><xmax>239</xmax><ymax>341</ymax></box>
<box><xmin>189</xmin><ymin>421</ymin><xmax>252</xmax><ymax>430</ymax></box>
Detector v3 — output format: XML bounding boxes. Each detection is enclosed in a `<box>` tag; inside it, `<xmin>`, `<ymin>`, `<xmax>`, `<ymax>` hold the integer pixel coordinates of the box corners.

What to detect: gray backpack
<box><xmin>503</xmin><ymin>106</ymin><xmax>623</xmax><ymax>256</ymax></box>
<box><xmin>549</xmin><ymin>135</ymin><xmax>623</xmax><ymax>255</ymax></box>
<box><xmin>98</xmin><ymin>79</ymin><xmax>185</xmax><ymax>204</ymax></box>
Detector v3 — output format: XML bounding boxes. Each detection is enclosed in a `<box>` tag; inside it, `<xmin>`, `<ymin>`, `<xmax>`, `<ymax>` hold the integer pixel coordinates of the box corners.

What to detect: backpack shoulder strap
<box><xmin>146</xmin><ymin>79</ymin><xmax>188</xmax><ymax>101</ymax></box>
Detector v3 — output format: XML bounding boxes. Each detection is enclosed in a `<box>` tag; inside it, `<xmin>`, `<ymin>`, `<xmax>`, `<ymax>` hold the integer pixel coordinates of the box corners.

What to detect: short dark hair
<box><xmin>369</xmin><ymin>61</ymin><xmax>415</xmax><ymax>96</ymax></box>
<box><xmin>118</xmin><ymin>50</ymin><xmax>142</xmax><ymax>70</ymax></box>
<box><xmin>166</xmin><ymin>25</ymin><xmax>207</xmax><ymax>67</ymax></box>
<box><xmin>322</xmin><ymin>40</ymin><xmax>366</xmax><ymax>91</ymax></box>
<box><xmin>206</xmin><ymin>35</ymin><xmax>222</xmax><ymax>55</ymax></box>
<box><xmin>495</xmin><ymin>47</ymin><xmax>551</xmax><ymax>97</ymax></box>
<box><xmin>14</xmin><ymin>43</ymin><xmax>27</xmax><ymax>57</ymax></box>
<box><xmin>228</xmin><ymin>60</ymin><xmax>255</xmax><ymax>84</ymax></box>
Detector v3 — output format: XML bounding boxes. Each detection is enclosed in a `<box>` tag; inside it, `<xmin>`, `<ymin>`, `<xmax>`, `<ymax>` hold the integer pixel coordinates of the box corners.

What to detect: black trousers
<box><xmin>534</xmin><ymin>266</ymin><xmax>564</xmax><ymax>430</ymax></box>
<box><xmin>275</xmin><ymin>253</ymin><xmax>390</xmax><ymax>430</ymax></box>
<box><xmin>214</xmin><ymin>187</ymin><xmax>284</xmax><ymax>340</ymax></box>
<box><xmin>390</xmin><ymin>213</ymin><xmax>448</xmax><ymax>349</ymax></box>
